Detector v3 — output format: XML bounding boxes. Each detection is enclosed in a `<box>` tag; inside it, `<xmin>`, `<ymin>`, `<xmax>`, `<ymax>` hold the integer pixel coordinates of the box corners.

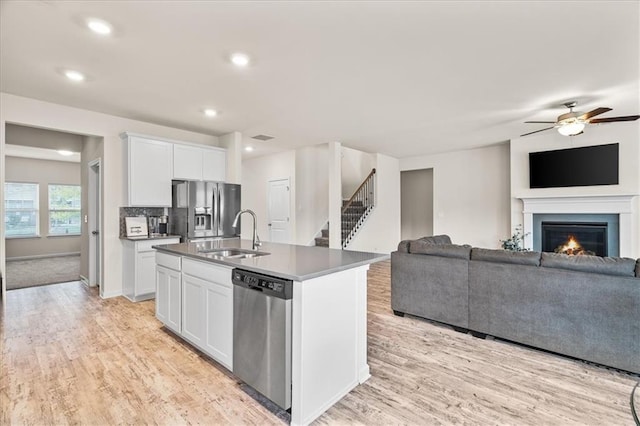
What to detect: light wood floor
<box><xmin>1</xmin><ymin>261</ymin><xmax>638</xmax><ymax>425</ymax></box>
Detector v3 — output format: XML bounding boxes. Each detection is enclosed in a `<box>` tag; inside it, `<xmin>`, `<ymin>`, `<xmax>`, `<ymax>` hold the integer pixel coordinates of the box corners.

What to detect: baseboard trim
<box><xmin>7</xmin><ymin>252</ymin><xmax>80</xmax><ymax>261</ymax></box>
<box><xmin>101</xmin><ymin>290</ymin><xmax>122</xmax><ymax>299</ymax></box>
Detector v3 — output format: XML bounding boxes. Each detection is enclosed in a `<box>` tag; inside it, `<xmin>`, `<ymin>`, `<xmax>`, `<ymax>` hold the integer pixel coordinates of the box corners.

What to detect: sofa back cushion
<box><xmin>471</xmin><ymin>248</ymin><xmax>541</xmax><ymax>266</ymax></box>
<box><xmin>397</xmin><ymin>234</ymin><xmax>452</xmax><ymax>253</ymax></box>
<box><xmin>409</xmin><ymin>242</ymin><xmax>471</xmax><ymax>260</ymax></box>
<box><xmin>541</xmin><ymin>252</ymin><xmax>637</xmax><ymax>277</ymax></box>
<box><xmin>636</xmin><ymin>259</ymin><xmax>640</xmax><ymax>278</ymax></box>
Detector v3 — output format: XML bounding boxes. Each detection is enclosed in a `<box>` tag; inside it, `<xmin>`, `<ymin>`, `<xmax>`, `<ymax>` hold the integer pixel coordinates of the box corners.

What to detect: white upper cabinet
<box><xmin>123</xmin><ymin>134</ymin><xmax>173</xmax><ymax>207</ymax></box>
<box><xmin>173</xmin><ymin>144</ymin><xmax>226</xmax><ymax>182</ymax></box>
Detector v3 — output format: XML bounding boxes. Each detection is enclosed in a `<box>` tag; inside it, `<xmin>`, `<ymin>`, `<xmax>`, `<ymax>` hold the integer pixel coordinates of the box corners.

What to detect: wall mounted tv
<box><xmin>529</xmin><ymin>143</ymin><xmax>619</xmax><ymax>189</ymax></box>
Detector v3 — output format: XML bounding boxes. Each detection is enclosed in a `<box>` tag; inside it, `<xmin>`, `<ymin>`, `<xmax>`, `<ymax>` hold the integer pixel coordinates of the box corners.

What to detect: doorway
<box><xmin>268</xmin><ymin>178</ymin><xmax>291</xmax><ymax>243</ymax></box>
<box><xmin>401</xmin><ymin>168</ymin><xmax>434</xmax><ymax>240</ymax></box>
<box><xmin>88</xmin><ymin>158</ymin><xmax>102</xmax><ymax>293</ymax></box>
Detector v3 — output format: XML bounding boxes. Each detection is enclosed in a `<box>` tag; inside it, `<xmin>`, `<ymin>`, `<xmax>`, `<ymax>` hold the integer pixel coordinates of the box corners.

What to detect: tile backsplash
<box><xmin>119</xmin><ymin>207</ymin><xmax>165</xmax><ymax>237</ymax></box>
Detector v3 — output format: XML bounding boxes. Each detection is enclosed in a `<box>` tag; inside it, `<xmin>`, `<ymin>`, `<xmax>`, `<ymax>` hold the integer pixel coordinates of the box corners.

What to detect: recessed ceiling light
<box><xmin>204</xmin><ymin>109</ymin><xmax>218</xmax><ymax>117</ymax></box>
<box><xmin>57</xmin><ymin>150</ymin><xmax>74</xmax><ymax>156</ymax></box>
<box><xmin>245</xmin><ymin>146</ymin><xmax>254</xmax><ymax>152</ymax></box>
<box><xmin>64</xmin><ymin>70</ymin><xmax>85</xmax><ymax>82</ymax></box>
<box><xmin>87</xmin><ymin>19</ymin><xmax>112</xmax><ymax>35</ymax></box>
<box><xmin>230</xmin><ymin>53</ymin><xmax>250</xmax><ymax>67</ymax></box>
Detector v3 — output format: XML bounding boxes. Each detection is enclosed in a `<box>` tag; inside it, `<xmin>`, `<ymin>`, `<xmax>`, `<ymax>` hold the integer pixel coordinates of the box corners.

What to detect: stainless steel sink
<box><xmin>199</xmin><ymin>248</ymin><xmax>270</xmax><ymax>259</ymax></box>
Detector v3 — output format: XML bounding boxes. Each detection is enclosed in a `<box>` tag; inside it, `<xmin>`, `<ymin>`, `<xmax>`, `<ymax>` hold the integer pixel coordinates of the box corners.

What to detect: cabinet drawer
<box><xmin>183</xmin><ymin>258</ymin><xmax>232</xmax><ymax>285</ymax></box>
<box><xmin>136</xmin><ymin>240</ymin><xmax>159</xmax><ymax>252</ymax></box>
<box><xmin>156</xmin><ymin>252</ymin><xmax>182</xmax><ymax>271</ymax></box>
<box><xmin>137</xmin><ymin>238</ymin><xmax>180</xmax><ymax>253</ymax></box>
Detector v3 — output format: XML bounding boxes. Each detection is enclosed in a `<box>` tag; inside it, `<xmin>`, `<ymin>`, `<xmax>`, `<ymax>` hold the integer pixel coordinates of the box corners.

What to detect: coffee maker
<box><xmin>148</xmin><ymin>215</ymin><xmax>169</xmax><ymax>236</ymax></box>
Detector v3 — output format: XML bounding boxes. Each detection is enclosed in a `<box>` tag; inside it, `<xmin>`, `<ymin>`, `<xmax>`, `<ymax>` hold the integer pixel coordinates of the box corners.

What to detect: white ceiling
<box><xmin>1</xmin><ymin>1</ymin><xmax>638</xmax><ymax>159</ymax></box>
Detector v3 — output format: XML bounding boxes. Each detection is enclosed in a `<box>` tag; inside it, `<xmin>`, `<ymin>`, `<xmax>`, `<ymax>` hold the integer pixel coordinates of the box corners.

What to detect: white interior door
<box><xmin>88</xmin><ymin>159</ymin><xmax>102</xmax><ymax>291</ymax></box>
<box><xmin>268</xmin><ymin>178</ymin><xmax>291</xmax><ymax>243</ymax></box>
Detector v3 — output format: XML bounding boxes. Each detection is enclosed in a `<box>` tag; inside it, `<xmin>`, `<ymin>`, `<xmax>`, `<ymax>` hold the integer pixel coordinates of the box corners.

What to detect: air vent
<box><xmin>251</xmin><ymin>134</ymin><xmax>274</xmax><ymax>141</ymax></box>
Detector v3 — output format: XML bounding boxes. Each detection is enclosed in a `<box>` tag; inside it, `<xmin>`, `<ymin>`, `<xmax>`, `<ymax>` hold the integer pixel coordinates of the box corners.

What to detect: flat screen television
<box><xmin>529</xmin><ymin>143</ymin><xmax>619</xmax><ymax>188</ymax></box>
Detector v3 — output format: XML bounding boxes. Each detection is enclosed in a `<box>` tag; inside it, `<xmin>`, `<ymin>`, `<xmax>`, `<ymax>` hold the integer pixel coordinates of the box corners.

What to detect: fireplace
<box><xmin>541</xmin><ymin>222</ymin><xmax>607</xmax><ymax>256</ymax></box>
<box><xmin>519</xmin><ymin>196</ymin><xmax>634</xmax><ymax>257</ymax></box>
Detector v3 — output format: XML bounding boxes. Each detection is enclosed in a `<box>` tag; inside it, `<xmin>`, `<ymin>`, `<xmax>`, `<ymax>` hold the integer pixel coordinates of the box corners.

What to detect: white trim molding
<box><xmin>518</xmin><ymin>194</ymin><xmax>638</xmax><ymax>258</ymax></box>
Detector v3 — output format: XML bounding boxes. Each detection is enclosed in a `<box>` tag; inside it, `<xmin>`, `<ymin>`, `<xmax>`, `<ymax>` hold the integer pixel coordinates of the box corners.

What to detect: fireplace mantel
<box><xmin>517</xmin><ymin>194</ymin><xmax>638</xmax><ymax>257</ymax></box>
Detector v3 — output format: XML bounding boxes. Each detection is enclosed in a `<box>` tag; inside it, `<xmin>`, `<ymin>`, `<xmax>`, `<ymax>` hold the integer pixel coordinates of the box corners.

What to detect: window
<box><xmin>4</xmin><ymin>182</ymin><xmax>39</xmax><ymax>237</ymax></box>
<box><xmin>48</xmin><ymin>184</ymin><xmax>81</xmax><ymax>235</ymax></box>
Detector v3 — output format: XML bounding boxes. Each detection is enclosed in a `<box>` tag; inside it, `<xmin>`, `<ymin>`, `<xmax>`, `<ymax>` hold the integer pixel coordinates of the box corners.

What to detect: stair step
<box><xmin>321</xmin><ymin>229</ymin><xmax>329</xmax><ymax>238</ymax></box>
<box><xmin>315</xmin><ymin>237</ymin><xmax>329</xmax><ymax>247</ymax></box>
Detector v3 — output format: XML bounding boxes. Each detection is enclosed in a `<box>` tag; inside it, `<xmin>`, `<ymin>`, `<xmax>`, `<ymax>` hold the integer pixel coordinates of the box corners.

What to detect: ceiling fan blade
<box><xmin>590</xmin><ymin>115</ymin><xmax>640</xmax><ymax>123</ymax></box>
<box><xmin>578</xmin><ymin>107</ymin><xmax>612</xmax><ymax>121</ymax></box>
<box><xmin>520</xmin><ymin>127</ymin><xmax>555</xmax><ymax>137</ymax></box>
<box><xmin>524</xmin><ymin>121</ymin><xmax>556</xmax><ymax>124</ymax></box>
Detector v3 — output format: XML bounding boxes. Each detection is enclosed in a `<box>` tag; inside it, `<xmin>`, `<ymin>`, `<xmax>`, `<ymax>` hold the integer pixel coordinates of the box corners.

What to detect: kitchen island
<box><xmin>153</xmin><ymin>239</ymin><xmax>388</xmax><ymax>426</ymax></box>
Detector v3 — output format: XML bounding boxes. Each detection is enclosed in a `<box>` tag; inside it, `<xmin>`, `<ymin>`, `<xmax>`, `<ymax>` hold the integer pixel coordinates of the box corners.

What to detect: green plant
<box><xmin>500</xmin><ymin>225</ymin><xmax>530</xmax><ymax>252</ymax></box>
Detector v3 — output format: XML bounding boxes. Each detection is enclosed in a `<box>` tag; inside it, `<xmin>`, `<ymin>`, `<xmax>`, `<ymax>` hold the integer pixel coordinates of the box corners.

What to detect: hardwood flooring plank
<box><xmin>1</xmin><ymin>261</ymin><xmax>638</xmax><ymax>425</ymax></box>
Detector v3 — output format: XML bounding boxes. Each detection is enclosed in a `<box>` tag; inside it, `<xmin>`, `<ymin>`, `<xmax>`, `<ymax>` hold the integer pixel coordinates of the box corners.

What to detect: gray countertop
<box><xmin>153</xmin><ymin>239</ymin><xmax>389</xmax><ymax>281</ymax></box>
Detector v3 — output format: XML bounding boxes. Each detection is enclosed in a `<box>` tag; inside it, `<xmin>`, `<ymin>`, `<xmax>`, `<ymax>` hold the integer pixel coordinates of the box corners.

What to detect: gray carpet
<box><xmin>5</xmin><ymin>254</ymin><xmax>81</xmax><ymax>290</ymax></box>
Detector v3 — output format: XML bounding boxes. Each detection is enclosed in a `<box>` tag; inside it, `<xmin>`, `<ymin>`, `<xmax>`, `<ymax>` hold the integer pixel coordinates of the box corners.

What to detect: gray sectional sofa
<box><xmin>391</xmin><ymin>235</ymin><xmax>640</xmax><ymax>374</ymax></box>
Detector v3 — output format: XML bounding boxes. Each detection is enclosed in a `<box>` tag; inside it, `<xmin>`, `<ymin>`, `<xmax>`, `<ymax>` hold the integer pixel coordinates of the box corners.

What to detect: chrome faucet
<box><xmin>232</xmin><ymin>209</ymin><xmax>262</xmax><ymax>250</ymax></box>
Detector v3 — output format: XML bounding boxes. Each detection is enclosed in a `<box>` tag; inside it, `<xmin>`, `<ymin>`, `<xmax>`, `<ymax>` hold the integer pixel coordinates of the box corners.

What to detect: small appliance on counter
<box><xmin>148</xmin><ymin>215</ymin><xmax>170</xmax><ymax>236</ymax></box>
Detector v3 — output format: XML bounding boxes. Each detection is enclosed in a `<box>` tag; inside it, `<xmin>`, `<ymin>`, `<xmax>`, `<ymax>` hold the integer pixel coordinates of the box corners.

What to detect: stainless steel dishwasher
<box><xmin>232</xmin><ymin>268</ymin><xmax>293</xmax><ymax>410</ymax></box>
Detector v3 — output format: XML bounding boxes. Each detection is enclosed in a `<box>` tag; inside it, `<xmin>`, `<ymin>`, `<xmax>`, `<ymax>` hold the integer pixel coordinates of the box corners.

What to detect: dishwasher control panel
<box><xmin>232</xmin><ymin>269</ymin><xmax>293</xmax><ymax>299</ymax></box>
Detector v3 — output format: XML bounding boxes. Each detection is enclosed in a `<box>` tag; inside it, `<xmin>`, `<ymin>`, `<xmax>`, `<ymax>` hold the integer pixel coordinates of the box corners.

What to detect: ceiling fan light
<box><xmin>558</xmin><ymin>122</ymin><xmax>585</xmax><ymax>136</ymax></box>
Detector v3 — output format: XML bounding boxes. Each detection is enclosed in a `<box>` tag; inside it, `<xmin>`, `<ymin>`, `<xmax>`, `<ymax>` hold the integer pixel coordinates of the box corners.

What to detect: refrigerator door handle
<box><xmin>212</xmin><ymin>185</ymin><xmax>220</xmax><ymax>236</ymax></box>
<box><xmin>217</xmin><ymin>185</ymin><xmax>224</xmax><ymax>235</ymax></box>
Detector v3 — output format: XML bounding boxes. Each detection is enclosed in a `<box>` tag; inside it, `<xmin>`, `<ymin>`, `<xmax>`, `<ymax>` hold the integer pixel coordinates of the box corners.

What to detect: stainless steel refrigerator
<box><xmin>170</xmin><ymin>181</ymin><xmax>241</xmax><ymax>242</ymax></box>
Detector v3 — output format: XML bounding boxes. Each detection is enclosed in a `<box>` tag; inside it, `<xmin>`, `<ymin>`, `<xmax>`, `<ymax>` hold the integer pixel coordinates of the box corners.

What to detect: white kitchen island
<box><xmin>153</xmin><ymin>239</ymin><xmax>388</xmax><ymax>426</ymax></box>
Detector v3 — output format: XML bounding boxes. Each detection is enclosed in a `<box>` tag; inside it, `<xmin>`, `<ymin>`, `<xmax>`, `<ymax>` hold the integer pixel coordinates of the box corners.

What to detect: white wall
<box><xmin>401</xmin><ymin>144</ymin><xmax>511</xmax><ymax>248</ymax></box>
<box><xmin>295</xmin><ymin>144</ymin><xmax>329</xmax><ymax>245</ymax></box>
<box><xmin>347</xmin><ymin>153</ymin><xmax>401</xmax><ymax>254</ymax></box>
<box><xmin>341</xmin><ymin>146</ymin><xmax>375</xmax><ymax>198</ymax></box>
<box><xmin>241</xmin><ymin>150</ymin><xmax>296</xmax><ymax>243</ymax></box>
<box><xmin>0</xmin><ymin>92</ymin><xmax>220</xmax><ymax>299</ymax></box>
<box><xmin>510</xmin><ymin>121</ymin><xmax>640</xmax><ymax>258</ymax></box>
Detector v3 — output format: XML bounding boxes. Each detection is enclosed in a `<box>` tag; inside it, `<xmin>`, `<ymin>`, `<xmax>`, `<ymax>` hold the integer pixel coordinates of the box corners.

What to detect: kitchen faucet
<box><xmin>232</xmin><ymin>209</ymin><xmax>262</xmax><ymax>250</ymax></box>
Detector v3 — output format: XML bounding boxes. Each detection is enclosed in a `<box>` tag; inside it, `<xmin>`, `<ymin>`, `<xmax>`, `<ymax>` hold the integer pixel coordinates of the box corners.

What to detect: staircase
<box><xmin>341</xmin><ymin>168</ymin><xmax>376</xmax><ymax>248</ymax></box>
<box><xmin>314</xmin><ymin>228</ymin><xmax>330</xmax><ymax>247</ymax></box>
<box><xmin>312</xmin><ymin>168</ymin><xmax>376</xmax><ymax>249</ymax></box>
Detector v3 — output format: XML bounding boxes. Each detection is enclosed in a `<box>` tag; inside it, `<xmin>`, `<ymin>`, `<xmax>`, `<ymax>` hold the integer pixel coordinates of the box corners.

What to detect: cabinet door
<box><xmin>129</xmin><ymin>137</ymin><xmax>172</xmax><ymax>206</ymax></box>
<box><xmin>204</xmin><ymin>277</ymin><xmax>233</xmax><ymax>369</ymax></box>
<box><xmin>137</xmin><ymin>250</ymin><xmax>157</xmax><ymax>296</ymax></box>
<box><xmin>202</xmin><ymin>148</ymin><xmax>226</xmax><ymax>182</ymax></box>
<box><xmin>156</xmin><ymin>265</ymin><xmax>182</xmax><ymax>333</ymax></box>
<box><xmin>173</xmin><ymin>144</ymin><xmax>204</xmax><ymax>180</ymax></box>
<box><xmin>156</xmin><ymin>266</ymin><xmax>170</xmax><ymax>323</ymax></box>
<box><xmin>182</xmin><ymin>274</ymin><xmax>207</xmax><ymax>347</ymax></box>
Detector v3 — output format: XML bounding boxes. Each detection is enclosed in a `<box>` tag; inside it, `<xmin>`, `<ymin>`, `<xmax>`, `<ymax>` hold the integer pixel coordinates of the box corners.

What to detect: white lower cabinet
<box><xmin>156</xmin><ymin>265</ymin><xmax>182</xmax><ymax>333</ymax></box>
<box><xmin>156</xmin><ymin>255</ymin><xmax>233</xmax><ymax>371</ymax></box>
<box><xmin>181</xmin><ymin>273</ymin><xmax>207</xmax><ymax>347</ymax></box>
<box><xmin>124</xmin><ymin>238</ymin><xmax>180</xmax><ymax>302</ymax></box>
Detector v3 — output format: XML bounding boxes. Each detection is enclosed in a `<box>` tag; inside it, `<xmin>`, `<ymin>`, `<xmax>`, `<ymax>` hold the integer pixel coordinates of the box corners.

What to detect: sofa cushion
<box><xmin>471</xmin><ymin>248</ymin><xmax>541</xmax><ymax>266</ymax></box>
<box><xmin>397</xmin><ymin>240</ymin><xmax>411</xmax><ymax>253</ymax></box>
<box><xmin>541</xmin><ymin>252</ymin><xmax>637</xmax><ymax>277</ymax></box>
<box><xmin>636</xmin><ymin>259</ymin><xmax>640</xmax><ymax>278</ymax></box>
<box><xmin>409</xmin><ymin>242</ymin><xmax>471</xmax><ymax>260</ymax></box>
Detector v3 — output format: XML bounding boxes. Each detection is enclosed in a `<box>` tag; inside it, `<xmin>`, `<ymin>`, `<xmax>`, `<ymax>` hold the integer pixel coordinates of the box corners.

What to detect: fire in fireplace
<box><xmin>541</xmin><ymin>222</ymin><xmax>608</xmax><ymax>257</ymax></box>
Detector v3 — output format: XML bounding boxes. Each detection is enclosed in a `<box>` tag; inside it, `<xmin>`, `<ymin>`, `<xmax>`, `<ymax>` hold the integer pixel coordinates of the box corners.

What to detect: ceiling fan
<box><xmin>521</xmin><ymin>101</ymin><xmax>640</xmax><ymax>137</ymax></box>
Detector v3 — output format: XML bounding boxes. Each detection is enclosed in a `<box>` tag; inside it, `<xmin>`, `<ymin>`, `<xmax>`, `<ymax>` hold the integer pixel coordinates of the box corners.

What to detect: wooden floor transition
<box><xmin>1</xmin><ymin>261</ymin><xmax>638</xmax><ymax>425</ymax></box>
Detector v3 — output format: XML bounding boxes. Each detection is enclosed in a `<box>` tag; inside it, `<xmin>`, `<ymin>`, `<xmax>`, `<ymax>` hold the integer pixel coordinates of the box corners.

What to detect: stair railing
<box><xmin>341</xmin><ymin>168</ymin><xmax>376</xmax><ymax>248</ymax></box>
